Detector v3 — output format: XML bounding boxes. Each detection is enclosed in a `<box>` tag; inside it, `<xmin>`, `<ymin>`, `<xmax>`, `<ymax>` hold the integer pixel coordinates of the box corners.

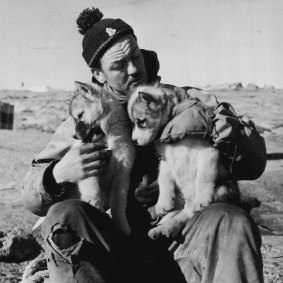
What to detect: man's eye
<box><xmin>113</xmin><ymin>61</ymin><xmax>125</xmax><ymax>70</ymax></box>
<box><xmin>137</xmin><ymin>119</ymin><xmax>146</xmax><ymax>128</ymax></box>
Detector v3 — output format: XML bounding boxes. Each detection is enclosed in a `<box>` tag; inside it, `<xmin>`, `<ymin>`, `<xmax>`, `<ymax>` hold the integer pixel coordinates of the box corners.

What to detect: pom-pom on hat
<box><xmin>77</xmin><ymin>7</ymin><xmax>135</xmax><ymax>67</ymax></box>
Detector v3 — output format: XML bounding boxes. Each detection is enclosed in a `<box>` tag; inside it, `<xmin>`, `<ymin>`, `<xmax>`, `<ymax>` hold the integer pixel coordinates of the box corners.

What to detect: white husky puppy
<box><xmin>34</xmin><ymin>82</ymin><xmax>135</xmax><ymax>235</ymax></box>
<box><xmin>127</xmin><ymin>85</ymin><xmax>239</xmax><ymax>239</ymax></box>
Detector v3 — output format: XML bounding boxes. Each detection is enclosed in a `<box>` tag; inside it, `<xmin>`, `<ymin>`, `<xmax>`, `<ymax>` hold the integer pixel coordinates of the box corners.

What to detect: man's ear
<box><xmin>152</xmin><ymin>81</ymin><xmax>160</xmax><ymax>88</ymax></box>
<box><xmin>92</xmin><ymin>68</ymin><xmax>106</xmax><ymax>84</ymax></box>
<box><xmin>74</xmin><ymin>81</ymin><xmax>90</xmax><ymax>93</ymax></box>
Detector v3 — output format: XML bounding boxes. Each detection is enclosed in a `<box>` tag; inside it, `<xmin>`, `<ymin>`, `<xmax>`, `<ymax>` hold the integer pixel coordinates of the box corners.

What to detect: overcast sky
<box><xmin>0</xmin><ymin>0</ymin><xmax>283</xmax><ymax>90</ymax></box>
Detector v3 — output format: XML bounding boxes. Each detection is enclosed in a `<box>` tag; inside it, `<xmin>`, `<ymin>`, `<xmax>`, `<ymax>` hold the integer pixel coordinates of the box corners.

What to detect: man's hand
<box><xmin>53</xmin><ymin>143</ymin><xmax>111</xmax><ymax>184</ymax></box>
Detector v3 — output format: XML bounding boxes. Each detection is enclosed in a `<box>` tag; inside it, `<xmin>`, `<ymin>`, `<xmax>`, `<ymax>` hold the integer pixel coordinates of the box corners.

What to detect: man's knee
<box><xmin>200</xmin><ymin>203</ymin><xmax>260</xmax><ymax>239</ymax></box>
<box><xmin>46</xmin><ymin>199</ymin><xmax>92</xmax><ymax>219</ymax></box>
<box><xmin>42</xmin><ymin>200</ymin><xmax>96</xmax><ymax>239</ymax></box>
<box><xmin>173</xmin><ymin>203</ymin><xmax>262</xmax><ymax>279</ymax></box>
<box><xmin>199</xmin><ymin>203</ymin><xmax>248</xmax><ymax>219</ymax></box>
<box><xmin>180</xmin><ymin>203</ymin><xmax>261</xmax><ymax>249</ymax></box>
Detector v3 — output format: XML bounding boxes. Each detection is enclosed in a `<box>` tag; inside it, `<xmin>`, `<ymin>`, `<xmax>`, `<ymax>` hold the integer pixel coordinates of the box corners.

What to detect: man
<box><xmin>21</xmin><ymin>7</ymin><xmax>264</xmax><ymax>283</ymax></box>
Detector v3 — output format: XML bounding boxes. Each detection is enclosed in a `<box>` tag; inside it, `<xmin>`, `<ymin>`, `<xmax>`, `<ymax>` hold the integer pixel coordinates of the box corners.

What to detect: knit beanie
<box><xmin>77</xmin><ymin>8</ymin><xmax>135</xmax><ymax>67</ymax></box>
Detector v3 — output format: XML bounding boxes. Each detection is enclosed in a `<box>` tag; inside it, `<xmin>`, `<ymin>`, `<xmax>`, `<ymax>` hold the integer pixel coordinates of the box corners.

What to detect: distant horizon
<box><xmin>1</xmin><ymin>82</ymin><xmax>279</xmax><ymax>93</ymax></box>
<box><xmin>0</xmin><ymin>81</ymin><xmax>279</xmax><ymax>92</ymax></box>
<box><xmin>1</xmin><ymin>0</ymin><xmax>283</xmax><ymax>90</ymax></box>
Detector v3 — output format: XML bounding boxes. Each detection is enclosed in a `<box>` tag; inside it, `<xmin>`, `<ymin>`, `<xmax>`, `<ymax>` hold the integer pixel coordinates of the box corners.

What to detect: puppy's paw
<box><xmin>155</xmin><ymin>199</ymin><xmax>174</xmax><ymax>217</ymax></box>
<box><xmin>148</xmin><ymin>218</ymin><xmax>184</xmax><ymax>240</ymax></box>
<box><xmin>148</xmin><ymin>226</ymin><xmax>162</xmax><ymax>240</ymax></box>
<box><xmin>161</xmin><ymin>219</ymin><xmax>185</xmax><ymax>238</ymax></box>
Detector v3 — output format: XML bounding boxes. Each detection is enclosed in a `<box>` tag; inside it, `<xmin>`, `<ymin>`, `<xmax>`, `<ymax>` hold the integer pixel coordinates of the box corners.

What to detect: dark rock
<box><xmin>0</xmin><ymin>229</ymin><xmax>42</xmax><ymax>263</ymax></box>
<box><xmin>229</xmin><ymin>82</ymin><xmax>243</xmax><ymax>90</ymax></box>
<box><xmin>246</xmin><ymin>83</ymin><xmax>259</xmax><ymax>91</ymax></box>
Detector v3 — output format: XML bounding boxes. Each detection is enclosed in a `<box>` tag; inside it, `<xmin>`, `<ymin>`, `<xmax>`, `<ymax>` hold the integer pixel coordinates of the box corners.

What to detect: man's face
<box><xmin>94</xmin><ymin>34</ymin><xmax>148</xmax><ymax>94</ymax></box>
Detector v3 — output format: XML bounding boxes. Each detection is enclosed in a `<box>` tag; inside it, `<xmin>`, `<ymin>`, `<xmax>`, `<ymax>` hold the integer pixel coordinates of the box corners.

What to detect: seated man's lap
<box><xmin>41</xmin><ymin>200</ymin><xmax>263</xmax><ymax>283</ymax></box>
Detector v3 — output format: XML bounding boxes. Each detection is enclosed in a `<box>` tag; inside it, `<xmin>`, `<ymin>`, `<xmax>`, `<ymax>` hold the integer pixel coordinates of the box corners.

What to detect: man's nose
<box><xmin>127</xmin><ymin>60</ymin><xmax>138</xmax><ymax>75</ymax></box>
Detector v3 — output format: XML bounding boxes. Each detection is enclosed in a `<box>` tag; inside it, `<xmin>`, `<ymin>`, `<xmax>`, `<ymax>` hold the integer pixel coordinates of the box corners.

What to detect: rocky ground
<box><xmin>0</xmin><ymin>87</ymin><xmax>282</xmax><ymax>282</ymax></box>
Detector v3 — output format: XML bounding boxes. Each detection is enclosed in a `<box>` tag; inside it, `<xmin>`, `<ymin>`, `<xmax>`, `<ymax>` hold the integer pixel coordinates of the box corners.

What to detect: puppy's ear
<box><xmin>138</xmin><ymin>91</ymin><xmax>153</xmax><ymax>104</ymax></box>
<box><xmin>74</xmin><ymin>81</ymin><xmax>99</xmax><ymax>101</ymax></box>
<box><xmin>74</xmin><ymin>81</ymin><xmax>90</xmax><ymax>94</ymax></box>
<box><xmin>138</xmin><ymin>91</ymin><xmax>163</xmax><ymax>112</ymax></box>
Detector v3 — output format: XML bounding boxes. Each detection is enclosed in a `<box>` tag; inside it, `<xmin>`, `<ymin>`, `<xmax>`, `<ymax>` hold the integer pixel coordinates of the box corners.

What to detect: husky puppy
<box><xmin>33</xmin><ymin>82</ymin><xmax>135</xmax><ymax>234</ymax></box>
<box><xmin>127</xmin><ymin>85</ymin><xmax>239</xmax><ymax>239</ymax></box>
<box><xmin>66</xmin><ymin>81</ymin><xmax>135</xmax><ymax>235</ymax></box>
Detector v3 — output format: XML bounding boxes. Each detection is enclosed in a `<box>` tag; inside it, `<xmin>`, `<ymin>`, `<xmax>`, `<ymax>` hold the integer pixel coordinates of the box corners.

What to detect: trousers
<box><xmin>42</xmin><ymin>199</ymin><xmax>264</xmax><ymax>283</ymax></box>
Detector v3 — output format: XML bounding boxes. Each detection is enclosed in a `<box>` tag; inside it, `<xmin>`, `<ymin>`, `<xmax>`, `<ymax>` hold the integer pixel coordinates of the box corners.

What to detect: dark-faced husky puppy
<box><xmin>128</xmin><ymin>85</ymin><xmax>239</xmax><ymax>239</ymax></box>
<box><xmin>33</xmin><ymin>82</ymin><xmax>135</xmax><ymax>234</ymax></box>
<box><xmin>66</xmin><ymin>81</ymin><xmax>135</xmax><ymax>235</ymax></box>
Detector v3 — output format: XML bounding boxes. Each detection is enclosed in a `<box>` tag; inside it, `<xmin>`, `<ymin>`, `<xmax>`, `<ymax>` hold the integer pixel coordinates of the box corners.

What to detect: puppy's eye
<box><xmin>137</xmin><ymin>118</ymin><xmax>147</xmax><ymax>128</ymax></box>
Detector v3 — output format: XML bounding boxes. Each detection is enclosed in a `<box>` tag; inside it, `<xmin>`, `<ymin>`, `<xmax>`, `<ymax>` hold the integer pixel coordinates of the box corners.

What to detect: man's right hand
<box><xmin>53</xmin><ymin>143</ymin><xmax>111</xmax><ymax>184</ymax></box>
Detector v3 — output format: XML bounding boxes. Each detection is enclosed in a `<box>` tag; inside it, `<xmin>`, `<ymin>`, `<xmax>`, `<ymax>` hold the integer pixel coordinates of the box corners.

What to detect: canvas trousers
<box><xmin>42</xmin><ymin>199</ymin><xmax>264</xmax><ymax>283</ymax></box>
